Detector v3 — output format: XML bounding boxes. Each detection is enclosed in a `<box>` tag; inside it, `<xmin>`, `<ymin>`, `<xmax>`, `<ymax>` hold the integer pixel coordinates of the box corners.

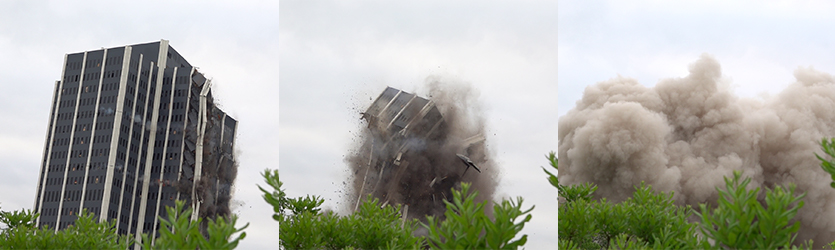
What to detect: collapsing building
<box><xmin>32</xmin><ymin>39</ymin><xmax>238</xmax><ymax>246</ymax></box>
<box><xmin>352</xmin><ymin>86</ymin><xmax>486</xmax><ymax>219</ymax></box>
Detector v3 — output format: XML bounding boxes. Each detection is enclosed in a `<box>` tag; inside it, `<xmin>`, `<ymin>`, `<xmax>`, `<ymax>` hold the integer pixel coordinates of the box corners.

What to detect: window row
<box><xmin>102</xmin><ymin>82</ymin><xmax>119</xmax><ymax>91</ymax></box>
<box><xmin>90</xmin><ymin>148</ymin><xmax>110</xmax><ymax>158</ymax></box>
<box><xmin>56</xmin><ymin>110</ymin><xmax>96</xmax><ymax>121</ymax></box>
<box><xmin>42</xmin><ymin>208</ymin><xmax>58</xmax><ymax>217</ymax></box>
<box><xmin>50</xmin><ymin>150</ymin><xmax>67</xmax><ymax>160</ymax></box>
<box><xmin>120</xmin><ymin>182</ymin><xmax>135</xmax><ymax>197</ymax></box>
<box><xmin>79</xmin><ymin>97</ymin><xmax>96</xmax><ymax>106</ymax></box>
<box><xmin>105</xmin><ymin>55</ymin><xmax>123</xmax><ymax>66</ymax></box>
<box><xmin>41</xmin><ymin>189</ymin><xmax>102</xmax><ymax>203</ymax></box>
<box><xmin>70</xmin><ymin>150</ymin><xmax>88</xmax><ymax>158</ymax></box>
<box><xmin>92</xmin><ymin>134</ymin><xmax>112</xmax><ymax>143</ymax></box>
<box><xmin>52</xmin><ymin>137</ymin><xmax>71</xmax><ymax>146</ymax></box>
<box><xmin>158</xmin><ymin>101</ymin><xmax>186</xmax><ymax>110</ymax></box>
<box><xmin>128</xmin><ymin>72</ymin><xmax>139</xmax><ymax>83</ymax></box>
<box><xmin>86</xmin><ymin>58</ymin><xmax>103</xmax><ymax>69</ymax></box>
<box><xmin>118</xmin><ymin>136</ymin><xmax>132</xmax><ymax>148</ymax></box>
<box><xmin>147</xmin><ymin>189</ymin><xmax>161</xmax><ymax>200</ymax></box>
<box><xmin>89</xmin><ymin>162</ymin><xmax>108</xmax><ymax>170</ymax></box>
<box><xmin>59</xmin><ymin>99</ymin><xmax>76</xmax><ymax>108</ymax></box>
<box><xmin>47</xmin><ymin>177</ymin><xmax>63</xmax><ymax>186</ymax></box>
<box><xmin>48</xmin><ymin>149</ymin><xmax>106</xmax><ymax>160</ymax></box>
<box><xmin>102</xmin><ymin>70</ymin><xmax>121</xmax><ymax>79</ymax></box>
<box><xmin>111</xmin><ymin>190</ymin><xmax>120</xmax><ymax>204</ymax></box>
<box><xmin>96</xmin><ymin>120</ymin><xmax>114</xmax><ymax>130</ymax></box>
<box><xmin>66</xmin><ymin>61</ymin><xmax>83</xmax><ymax>70</ymax></box>
<box><xmin>83</xmin><ymin>72</ymin><xmax>101</xmax><ymax>81</ymax></box>
<box><xmin>63</xmin><ymin>74</ymin><xmax>81</xmax><ymax>83</ymax></box>
<box><xmin>125</xmin><ymin>97</ymin><xmax>134</xmax><ymax>110</ymax></box>
<box><xmin>126</xmin><ymin>84</ymin><xmax>136</xmax><ymax>96</ymax></box>
<box><xmin>98</xmin><ymin>95</ymin><xmax>117</xmax><ymax>105</ymax></box>
<box><xmin>54</xmin><ymin>125</ymin><xmax>72</xmax><ymax>134</ymax></box>
<box><xmin>86</xmin><ymin>189</ymin><xmax>104</xmax><ymax>201</ymax></box>
<box><xmin>151</xmin><ymin>164</ymin><xmax>180</xmax><ymax>174</ymax></box>
<box><xmin>44</xmin><ymin>190</ymin><xmax>61</xmax><ymax>202</ymax></box>
<box><xmin>132</xmin><ymin>102</ymin><xmax>147</xmax><ymax>117</ymax></box>
<box><xmin>73</xmin><ymin>136</ymin><xmax>89</xmax><ymax>145</ymax></box>
<box><xmin>113</xmin><ymin>177</ymin><xmax>123</xmax><ymax>189</ymax></box>
<box><xmin>76</xmin><ymin>110</ymin><xmax>94</xmax><ymax>119</ymax></box>
<box><xmin>170</xmin><ymin>114</ymin><xmax>185</xmax><ymax>122</ymax></box>
<box><xmin>65</xmin><ymin>190</ymin><xmax>82</xmax><ymax>202</ymax></box>
<box><xmin>167</xmin><ymin>139</ymin><xmax>182</xmax><ymax>149</ymax></box>
<box><xmin>61</xmin><ymin>86</ymin><xmax>78</xmax><ymax>95</ymax></box>
<box><xmin>67</xmin><ymin>176</ymin><xmax>84</xmax><ymax>185</ymax></box>
<box><xmin>47</xmin><ymin>164</ymin><xmax>64</xmax><ymax>171</ymax></box>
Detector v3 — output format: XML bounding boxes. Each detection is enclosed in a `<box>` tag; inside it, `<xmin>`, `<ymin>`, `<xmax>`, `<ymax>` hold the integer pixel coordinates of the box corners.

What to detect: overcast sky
<box><xmin>560</xmin><ymin>1</ymin><xmax>835</xmax><ymax>119</ymax></box>
<box><xmin>0</xmin><ymin>1</ymin><xmax>558</xmax><ymax>249</ymax></box>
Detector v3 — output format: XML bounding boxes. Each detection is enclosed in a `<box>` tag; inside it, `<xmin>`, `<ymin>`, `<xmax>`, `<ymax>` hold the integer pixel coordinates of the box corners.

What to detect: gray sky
<box><xmin>279</xmin><ymin>1</ymin><xmax>557</xmax><ymax>248</ymax></box>
<box><xmin>0</xmin><ymin>0</ymin><xmax>558</xmax><ymax>249</ymax></box>
<box><xmin>560</xmin><ymin>1</ymin><xmax>835</xmax><ymax>119</ymax></box>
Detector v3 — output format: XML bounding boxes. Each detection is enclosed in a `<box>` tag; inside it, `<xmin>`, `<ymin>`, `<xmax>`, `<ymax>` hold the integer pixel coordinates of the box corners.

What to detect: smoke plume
<box><xmin>559</xmin><ymin>53</ymin><xmax>835</xmax><ymax>246</ymax></box>
<box><xmin>346</xmin><ymin>76</ymin><xmax>498</xmax><ymax>221</ymax></box>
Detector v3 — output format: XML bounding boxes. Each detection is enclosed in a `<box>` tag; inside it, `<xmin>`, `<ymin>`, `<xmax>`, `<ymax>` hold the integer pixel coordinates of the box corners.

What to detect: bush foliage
<box><xmin>141</xmin><ymin>200</ymin><xmax>248</xmax><ymax>250</ymax></box>
<box><xmin>423</xmin><ymin>182</ymin><xmax>533</xmax><ymax>249</ymax></box>
<box><xmin>262</xmin><ymin>169</ymin><xmax>535</xmax><ymax>250</ymax></box>
<box><xmin>0</xmin><ymin>207</ymin><xmax>133</xmax><ymax>249</ymax></box>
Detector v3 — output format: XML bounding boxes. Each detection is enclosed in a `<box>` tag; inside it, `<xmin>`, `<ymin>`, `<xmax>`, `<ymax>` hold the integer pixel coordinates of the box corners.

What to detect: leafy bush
<box><xmin>0</xmin><ymin>208</ymin><xmax>37</xmax><ymax>231</ymax></box>
<box><xmin>264</xmin><ymin>167</ymin><xmax>534</xmax><ymax>250</ymax></box>
<box><xmin>817</xmin><ymin>138</ymin><xmax>835</xmax><ymax>189</ymax></box>
<box><xmin>141</xmin><ymin>200</ymin><xmax>248</xmax><ymax>250</ymax></box>
<box><xmin>696</xmin><ymin>171</ymin><xmax>805</xmax><ymax>249</ymax></box>
<box><xmin>558</xmin><ymin>181</ymin><xmax>696</xmax><ymax>249</ymax></box>
<box><xmin>423</xmin><ymin>182</ymin><xmax>533</xmax><ymax>249</ymax></box>
<box><xmin>0</xmin><ymin>207</ymin><xmax>133</xmax><ymax>249</ymax></box>
<box><xmin>1</xmin><ymin>201</ymin><xmax>246</xmax><ymax>249</ymax></box>
<box><xmin>261</xmin><ymin>169</ymin><xmax>424</xmax><ymax>249</ymax></box>
<box><xmin>259</xmin><ymin>169</ymin><xmax>323</xmax><ymax>219</ymax></box>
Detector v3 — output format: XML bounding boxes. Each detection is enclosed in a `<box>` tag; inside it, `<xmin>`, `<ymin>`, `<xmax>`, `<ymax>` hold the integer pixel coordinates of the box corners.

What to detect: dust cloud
<box><xmin>345</xmin><ymin>75</ymin><xmax>498</xmax><ymax>222</ymax></box>
<box><xmin>559</xmin><ymin>53</ymin><xmax>835</xmax><ymax>246</ymax></box>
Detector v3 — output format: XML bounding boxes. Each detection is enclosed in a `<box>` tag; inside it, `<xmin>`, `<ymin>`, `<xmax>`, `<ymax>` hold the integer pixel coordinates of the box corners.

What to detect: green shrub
<box><xmin>261</xmin><ymin>169</ymin><xmax>424</xmax><ymax>249</ymax></box>
<box><xmin>557</xmin><ymin>181</ymin><xmax>696</xmax><ymax>249</ymax></box>
<box><xmin>696</xmin><ymin>171</ymin><xmax>805</xmax><ymax>249</ymax></box>
<box><xmin>423</xmin><ymin>182</ymin><xmax>533</xmax><ymax>249</ymax></box>
<box><xmin>141</xmin><ymin>200</ymin><xmax>248</xmax><ymax>250</ymax></box>
<box><xmin>817</xmin><ymin>138</ymin><xmax>835</xmax><ymax>189</ymax></box>
<box><xmin>0</xmin><ymin>207</ymin><xmax>133</xmax><ymax>249</ymax></box>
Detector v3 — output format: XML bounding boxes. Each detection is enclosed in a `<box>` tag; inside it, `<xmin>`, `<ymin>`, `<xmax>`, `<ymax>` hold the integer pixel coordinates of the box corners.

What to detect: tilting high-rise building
<box><xmin>32</xmin><ymin>40</ymin><xmax>238</xmax><ymax>244</ymax></box>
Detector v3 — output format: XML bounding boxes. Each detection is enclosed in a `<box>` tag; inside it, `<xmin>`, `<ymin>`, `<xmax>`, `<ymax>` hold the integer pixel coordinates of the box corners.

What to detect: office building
<box><xmin>32</xmin><ymin>40</ymin><xmax>238</xmax><ymax>244</ymax></box>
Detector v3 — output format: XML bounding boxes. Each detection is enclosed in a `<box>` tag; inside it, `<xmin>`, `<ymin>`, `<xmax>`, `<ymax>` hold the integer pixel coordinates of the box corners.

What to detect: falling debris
<box><xmin>174</xmin><ymin>71</ymin><xmax>238</xmax><ymax>231</ymax></box>
<box><xmin>347</xmin><ymin>77</ymin><xmax>497</xmax><ymax>221</ymax></box>
<box><xmin>456</xmin><ymin>154</ymin><xmax>481</xmax><ymax>174</ymax></box>
<box><xmin>559</xmin><ymin>54</ymin><xmax>835</xmax><ymax>247</ymax></box>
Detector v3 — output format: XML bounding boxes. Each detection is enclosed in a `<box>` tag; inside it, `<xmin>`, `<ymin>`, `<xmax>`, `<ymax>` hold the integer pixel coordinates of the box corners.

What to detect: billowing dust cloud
<box><xmin>559</xmin><ymin>53</ymin><xmax>835</xmax><ymax>246</ymax></box>
<box><xmin>346</xmin><ymin>76</ymin><xmax>498</xmax><ymax>221</ymax></box>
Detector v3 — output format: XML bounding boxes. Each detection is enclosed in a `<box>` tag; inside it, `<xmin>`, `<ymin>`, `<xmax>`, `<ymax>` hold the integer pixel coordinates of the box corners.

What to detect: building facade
<box><xmin>33</xmin><ymin>40</ymin><xmax>238</xmax><ymax>244</ymax></box>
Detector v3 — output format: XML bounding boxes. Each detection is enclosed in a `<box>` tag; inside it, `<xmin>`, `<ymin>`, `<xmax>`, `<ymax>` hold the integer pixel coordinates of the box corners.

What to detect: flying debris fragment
<box><xmin>456</xmin><ymin>153</ymin><xmax>481</xmax><ymax>174</ymax></box>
